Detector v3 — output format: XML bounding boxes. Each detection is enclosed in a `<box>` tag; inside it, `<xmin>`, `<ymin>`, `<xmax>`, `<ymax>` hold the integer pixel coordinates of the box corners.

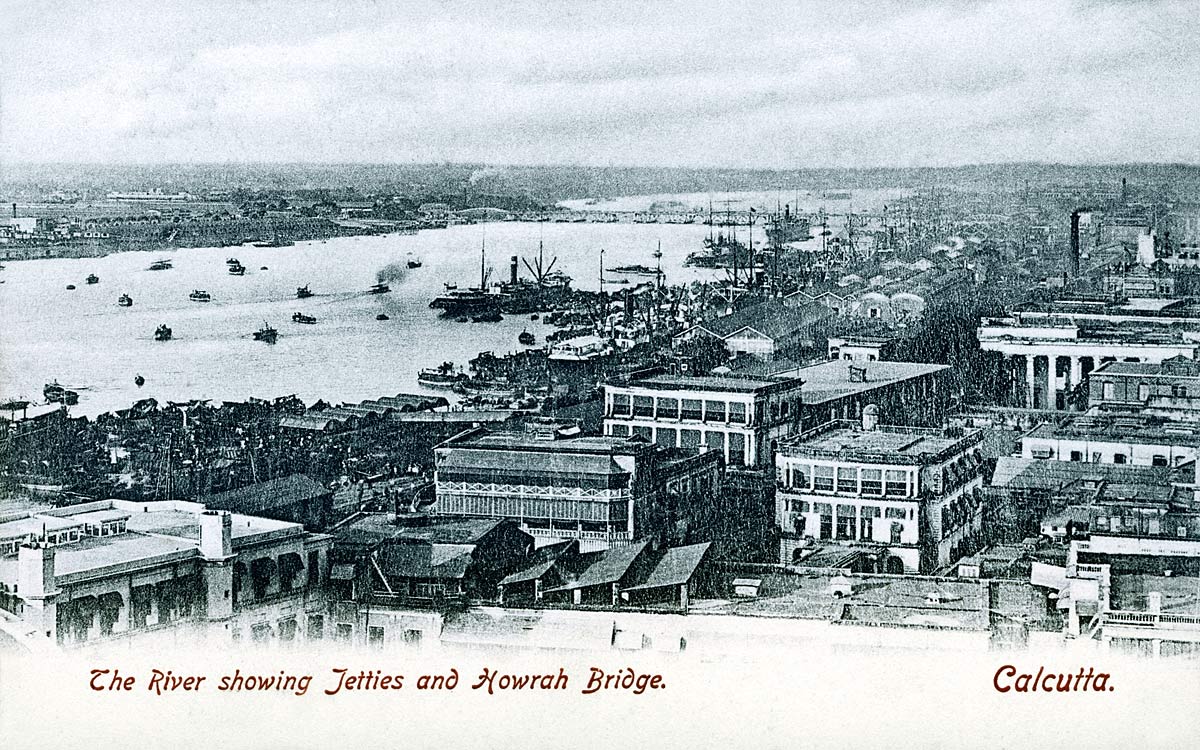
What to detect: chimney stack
<box><xmin>510</xmin><ymin>255</ymin><xmax>518</xmax><ymax>285</ymax></box>
<box><xmin>862</xmin><ymin>404</ymin><xmax>880</xmax><ymax>431</ymax></box>
<box><xmin>18</xmin><ymin>543</ymin><xmax>57</xmax><ymax>599</ymax></box>
<box><xmin>1068</xmin><ymin>210</ymin><xmax>1082</xmax><ymax>277</ymax></box>
<box><xmin>11</xmin><ymin>203</ymin><xmax>16</xmax><ymax>219</ymax></box>
<box><xmin>199</xmin><ymin>510</ymin><xmax>233</xmax><ymax>560</ymax></box>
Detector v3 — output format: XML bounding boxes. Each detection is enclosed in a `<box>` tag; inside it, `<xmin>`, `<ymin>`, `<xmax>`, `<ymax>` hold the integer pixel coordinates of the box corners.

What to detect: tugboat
<box><xmin>118</xmin><ymin>294</ymin><xmax>134</xmax><ymax>307</ymax></box>
<box><xmin>296</xmin><ymin>284</ymin><xmax>314</xmax><ymax>299</ymax></box>
<box><xmin>148</xmin><ymin>259</ymin><xmax>173</xmax><ymax>271</ymax></box>
<box><xmin>291</xmin><ymin>312</ymin><xmax>317</xmax><ymax>324</ymax></box>
<box><xmin>189</xmin><ymin>289</ymin><xmax>212</xmax><ymax>302</ymax></box>
<box><xmin>86</xmin><ymin>274</ymin><xmax>100</xmax><ymax>285</ymax></box>
<box><xmin>227</xmin><ymin>262</ymin><xmax>246</xmax><ymax>276</ymax></box>
<box><xmin>43</xmin><ymin>382</ymin><xmax>79</xmax><ymax>405</ymax></box>
<box><xmin>418</xmin><ymin>362</ymin><xmax>468</xmax><ymax>388</ymax></box>
<box><xmin>134</xmin><ymin>374</ymin><xmax>145</xmax><ymax>388</ymax></box>
<box><xmin>368</xmin><ymin>282</ymin><xmax>391</xmax><ymax>294</ymax></box>
<box><xmin>154</xmin><ymin>324</ymin><xmax>173</xmax><ymax>341</ymax></box>
<box><xmin>253</xmin><ymin>323</ymin><xmax>278</xmax><ymax>344</ymax></box>
<box><xmin>376</xmin><ymin>313</ymin><xmax>390</xmax><ymax>321</ymax></box>
<box><xmin>471</xmin><ymin>310</ymin><xmax>503</xmax><ymax>323</ymax></box>
<box><xmin>518</xmin><ymin>330</ymin><xmax>536</xmax><ymax>345</ymax></box>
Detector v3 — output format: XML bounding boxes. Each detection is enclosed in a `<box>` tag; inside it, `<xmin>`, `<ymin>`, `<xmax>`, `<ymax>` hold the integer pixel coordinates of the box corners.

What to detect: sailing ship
<box><xmin>118</xmin><ymin>294</ymin><xmax>134</xmax><ymax>307</ymax></box>
<box><xmin>253</xmin><ymin>323</ymin><xmax>278</xmax><ymax>343</ymax></box>
<box><xmin>154</xmin><ymin>324</ymin><xmax>173</xmax><ymax>342</ymax></box>
<box><xmin>189</xmin><ymin>289</ymin><xmax>212</xmax><ymax>302</ymax></box>
<box><xmin>417</xmin><ymin>361</ymin><xmax>468</xmax><ymax>388</ymax></box>
<box><xmin>291</xmin><ymin>312</ymin><xmax>317</xmax><ymax>324</ymax></box>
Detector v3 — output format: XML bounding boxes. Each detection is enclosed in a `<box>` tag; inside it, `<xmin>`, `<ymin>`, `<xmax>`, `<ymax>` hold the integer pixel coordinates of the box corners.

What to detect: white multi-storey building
<box><xmin>774</xmin><ymin>412</ymin><xmax>986</xmax><ymax>573</ymax></box>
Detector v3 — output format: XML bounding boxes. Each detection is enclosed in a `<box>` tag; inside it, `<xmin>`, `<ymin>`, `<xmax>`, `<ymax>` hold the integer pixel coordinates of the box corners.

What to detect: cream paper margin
<box><xmin>2</xmin><ymin>640</ymin><xmax>1198</xmax><ymax>749</ymax></box>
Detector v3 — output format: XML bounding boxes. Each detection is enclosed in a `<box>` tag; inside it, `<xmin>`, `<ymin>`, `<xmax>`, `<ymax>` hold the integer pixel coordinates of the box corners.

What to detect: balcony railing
<box><xmin>526</xmin><ymin>527</ymin><xmax>633</xmax><ymax>542</ymax></box>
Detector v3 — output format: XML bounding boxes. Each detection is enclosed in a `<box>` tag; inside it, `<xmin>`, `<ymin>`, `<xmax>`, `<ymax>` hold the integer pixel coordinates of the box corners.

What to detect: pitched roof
<box><xmin>702</xmin><ymin>299</ymin><xmax>832</xmax><ymax>341</ymax></box>
<box><xmin>379</xmin><ymin>542</ymin><xmax>474</xmax><ymax>579</ymax></box>
<box><xmin>201</xmin><ymin>474</ymin><xmax>329</xmax><ymax>515</ymax></box>
<box><xmin>546</xmin><ymin>539</ymin><xmax>650</xmax><ymax>591</ymax></box>
<box><xmin>624</xmin><ymin>542</ymin><xmax>711</xmax><ymax>591</ymax></box>
<box><xmin>498</xmin><ymin>540</ymin><xmax>576</xmax><ymax>586</ymax></box>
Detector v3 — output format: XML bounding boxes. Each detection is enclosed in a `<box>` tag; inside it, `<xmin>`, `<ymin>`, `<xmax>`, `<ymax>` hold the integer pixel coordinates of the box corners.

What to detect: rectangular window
<box><xmin>655</xmin><ymin>397</ymin><xmax>679</xmax><ymax>420</ymax></box>
<box><xmin>884</xmin><ymin>470</ymin><xmax>907</xmax><ymax>497</ymax></box>
<box><xmin>611</xmin><ymin>393</ymin><xmax>631</xmax><ymax>416</ymax></box>
<box><xmin>655</xmin><ymin>427</ymin><xmax>676</xmax><ymax>448</ymax></box>
<box><xmin>728</xmin><ymin>402</ymin><xmax>747</xmax><ymax>424</ymax></box>
<box><xmin>336</xmin><ymin>624</ymin><xmax>353</xmax><ymax>642</ymax></box>
<box><xmin>890</xmin><ymin>522</ymin><xmax>903</xmax><ymax>544</ymax></box>
<box><xmin>403</xmin><ymin>629</ymin><xmax>423</xmax><ymax>646</ymax></box>
<box><xmin>1138</xmin><ymin>383</ymin><xmax>1150</xmax><ymax>401</ymax></box>
<box><xmin>307</xmin><ymin>614</ymin><xmax>324</xmax><ymax>640</ymax></box>
<box><xmin>1069</xmin><ymin>451</ymin><xmax>1083</xmax><ymax>462</ymax></box>
<box><xmin>837</xmin><ymin>467</ymin><xmax>858</xmax><ymax>494</ymax></box>
<box><xmin>368</xmin><ymin>626</ymin><xmax>385</xmax><ymax>648</ymax></box>
<box><xmin>1102</xmin><ymin>382</ymin><xmax>1114</xmax><ymax>400</ymax></box>
<box><xmin>860</xmin><ymin>515</ymin><xmax>874</xmax><ymax>540</ymax></box>
<box><xmin>704</xmin><ymin>400</ymin><xmax>727</xmax><ymax>423</ymax></box>
<box><xmin>609</xmin><ymin>423</ymin><xmax>630</xmax><ymax>437</ymax></box>
<box><xmin>681</xmin><ymin>399</ymin><xmax>703</xmax><ymax>421</ymax></box>
<box><xmin>819</xmin><ymin>514</ymin><xmax>833</xmax><ymax>540</ymax></box>
<box><xmin>861</xmin><ymin>468</ymin><xmax>883</xmax><ymax>495</ymax></box>
<box><xmin>633</xmin><ymin>396</ymin><xmax>653</xmax><ymax>418</ymax></box>
<box><xmin>885</xmin><ymin>507</ymin><xmax>907</xmax><ymax>520</ymax></box>
<box><xmin>788</xmin><ymin>463</ymin><xmax>810</xmax><ymax>490</ymax></box>
<box><xmin>1152</xmin><ymin>455</ymin><xmax>1168</xmax><ymax>467</ymax></box>
<box><xmin>836</xmin><ymin>504</ymin><xmax>857</xmax><ymax>541</ymax></box>
<box><xmin>1113</xmin><ymin>453</ymin><xmax>1127</xmax><ymax>464</ymax></box>
<box><xmin>680</xmin><ymin>428</ymin><xmax>701</xmax><ymax>448</ymax></box>
<box><xmin>705</xmin><ymin>431</ymin><xmax>724</xmax><ymax>454</ymax></box>
<box><xmin>728</xmin><ymin>432</ymin><xmax>746</xmax><ymax>466</ymax></box>
<box><xmin>633</xmin><ymin>425</ymin><xmax>652</xmax><ymax>441</ymax></box>
<box><xmin>307</xmin><ymin>550</ymin><xmax>320</xmax><ymax>587</ymax></box>
<box><xmin>813</xmin><ymin>465</ymin><xmax>834</xmax><ymax>492</ymax></box>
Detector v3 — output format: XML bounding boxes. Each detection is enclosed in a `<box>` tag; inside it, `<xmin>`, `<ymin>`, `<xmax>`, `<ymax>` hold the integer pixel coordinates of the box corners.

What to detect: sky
<box><xmin>2</xmin><ymin>0</ymin><xmax>1198</xmax><ymax>169</ymax></box>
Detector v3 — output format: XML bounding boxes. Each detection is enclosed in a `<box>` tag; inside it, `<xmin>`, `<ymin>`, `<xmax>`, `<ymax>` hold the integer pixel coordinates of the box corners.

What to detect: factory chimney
<box><xmin>11</xmin><ymin>203</ymin><xmax>16</xmax><ymax>218</ymax></box>
<box><xmin>1068</xmin><ymin>209</ymin><xmax>1082</xmax><ymax>277</ymax></box>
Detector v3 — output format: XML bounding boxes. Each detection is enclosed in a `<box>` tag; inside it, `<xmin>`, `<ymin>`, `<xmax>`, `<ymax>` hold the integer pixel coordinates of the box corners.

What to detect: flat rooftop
<box><xmin>790</xmin><ymin>360</ymin><xmax>947</xmax><ymax>405</ymax></box>
<box><xmin>781</xmin><ymin>421</ymin><xmax>981</xmax><ymax>462</ymax></box>
<box><xmin>1026</xmin><ymin>415</ymin><xmax>1200</xmax><ymax>446</ymax></box>
<box><xmin>444</xmin><ymin>430</ymin><xmax>649</xmax><ymax>455</ymax></box>
<box><xmin>617</xmin><ymin>374</ymin><xmax>801</xmax><ymax>394</ymax></box>
<box><xmin>0</xmin><ymin>500</ymin><xmax>304</xmax><ymax>586</ymax></box>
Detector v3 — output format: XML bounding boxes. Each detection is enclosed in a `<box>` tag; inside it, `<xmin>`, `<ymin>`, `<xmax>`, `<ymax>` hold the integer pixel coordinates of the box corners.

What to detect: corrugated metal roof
<box><xmin>624</xmin><ymin>542</ymin><xmax>711</xmax><ymax>592</ymax></box>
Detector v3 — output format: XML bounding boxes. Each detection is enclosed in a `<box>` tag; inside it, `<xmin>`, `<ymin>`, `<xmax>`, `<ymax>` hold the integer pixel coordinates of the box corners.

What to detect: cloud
<box><xmin>1</xmin><ymin>0</ymin><xmax>1197</xmax><ymax>167</ymax></box>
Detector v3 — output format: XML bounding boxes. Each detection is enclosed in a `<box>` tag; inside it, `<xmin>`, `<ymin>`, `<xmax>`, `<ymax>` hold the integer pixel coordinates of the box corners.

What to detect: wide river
<box><xmin>0</xmin><ymin>221</ymin><xmax>734</xmax><ymax>416</ymax></box>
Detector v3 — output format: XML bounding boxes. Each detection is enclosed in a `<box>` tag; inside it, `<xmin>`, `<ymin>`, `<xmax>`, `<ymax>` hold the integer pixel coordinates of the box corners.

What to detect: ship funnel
<box><xmin>510</xmin><ymin>256</ymin><xmax>519</xmax><ymax>285</ymax></box>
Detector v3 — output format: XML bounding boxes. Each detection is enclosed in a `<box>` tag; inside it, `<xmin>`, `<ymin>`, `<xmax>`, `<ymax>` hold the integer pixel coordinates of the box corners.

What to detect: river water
<box><xmin>0</xmin><ymin>221</ymin><xmax>727</xmax><ymax>416</ymax></box>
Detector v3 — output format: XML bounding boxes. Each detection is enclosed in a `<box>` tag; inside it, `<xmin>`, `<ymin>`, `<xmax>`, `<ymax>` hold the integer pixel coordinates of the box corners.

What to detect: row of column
<box><xmin>1010</xmin><ymin>353</ymin><xmax>1124</xmax><ymax>410</ymax></box>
